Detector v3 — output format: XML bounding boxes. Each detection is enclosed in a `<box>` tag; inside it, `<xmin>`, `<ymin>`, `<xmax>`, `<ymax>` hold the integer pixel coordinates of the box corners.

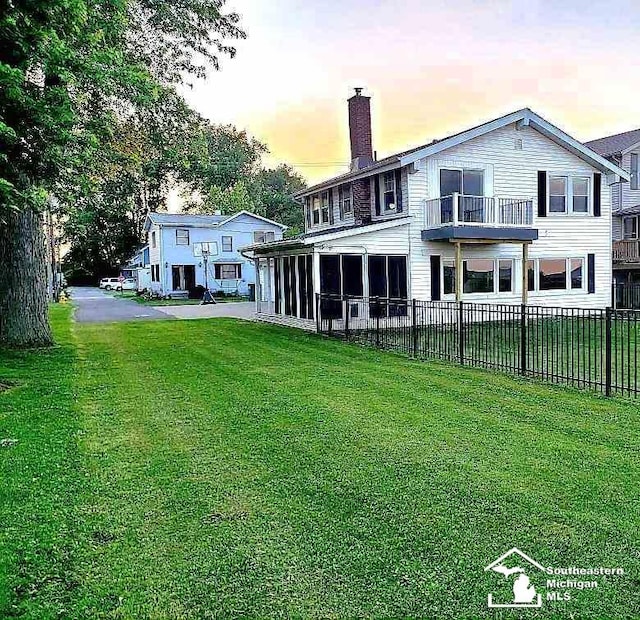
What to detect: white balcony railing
<box><xmin>613</xmin><ymin>239</ymin><xmax>640</xmax><ymax>263</ymax></box>
<box><xmin>424</xmin><ymin>193</ymin><xmax>534</xmax><ymax>229</ymax></box>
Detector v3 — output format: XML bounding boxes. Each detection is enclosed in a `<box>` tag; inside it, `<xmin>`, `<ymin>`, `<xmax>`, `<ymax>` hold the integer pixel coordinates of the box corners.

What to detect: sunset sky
<box><xmin>181</xmin><ymin>0</ymin><xmax>640</xmax><ymax>185</ymax></box>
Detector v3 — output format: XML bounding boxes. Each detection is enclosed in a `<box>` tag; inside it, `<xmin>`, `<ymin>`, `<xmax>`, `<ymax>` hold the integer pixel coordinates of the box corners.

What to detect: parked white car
<box><xmin>116</xmin><ymin>278</ymin><xmax>137</xmax><ymax>292</ymax></box>
<box><xmin>99</xmin><ymin>277</ymin><xmax>121</xmax><ymax>290</ymax></box>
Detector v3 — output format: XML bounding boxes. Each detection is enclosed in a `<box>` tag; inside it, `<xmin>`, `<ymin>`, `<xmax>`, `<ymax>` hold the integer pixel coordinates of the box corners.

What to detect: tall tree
<box><xmin>0</xmin><ymin>0</ymin><xmax>244</xmax><ymax>347</ymax></box>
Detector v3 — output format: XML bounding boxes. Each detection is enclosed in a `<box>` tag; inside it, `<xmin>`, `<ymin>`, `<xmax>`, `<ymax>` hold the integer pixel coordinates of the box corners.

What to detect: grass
<box><xmin>1</xmin><ymin>311</ymin><xmax>639</xmax><ymax>618</ymax></box>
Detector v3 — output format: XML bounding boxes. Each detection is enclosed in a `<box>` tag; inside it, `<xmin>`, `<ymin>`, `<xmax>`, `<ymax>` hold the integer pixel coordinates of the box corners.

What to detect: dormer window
<box><xmin>383</xmin><ymin>172</ymin><xmax>396</xmax><ymax>210</ymax></box>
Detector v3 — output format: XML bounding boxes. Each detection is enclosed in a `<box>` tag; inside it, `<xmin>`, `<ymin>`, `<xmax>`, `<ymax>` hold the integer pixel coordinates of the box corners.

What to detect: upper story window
<box><xmin>254</xmin><ymin>231</ymin><xmax>275</xmax><ymax>244</ymax></box>
<box><xmin>151</xmin><ymin>231</ymin><xmax>156</xmax><ymax>248</ymax></box>
<box><xmin>176</xmin><ymin>229</ymin><xmax>189</xmax><ymax>245</ymax></box>
<box><xmin>383</xmin><ymin>172</ymin><xmax>396</xmax><ymax>210</ymax></box>
<box><xmin>338</xmin><ymin>184</ymin><xmax>352</xmax><ymax>216</ymax></box>
<box><xmin>312</xmin><ymin>196</ymin><xmax>320</xmax><ymax>225</ymax></box>
<box><xmin>549</xmin><ymin>175</ymin><xmax>590</xmax><ymax>215</ymax></box>
<box><xmin>623</xmin><ymin>216</ymin><xmax>638</xmax><ymax>240</ymax></box>
<box><xmin>222</xmin><ymin>235</ymin><xmax>233</xmax><ymax>252</ymax></box>
<box><xmin>321</xmin><ymin>191</ymin><xmax>330</xmax><ymax>223</ymax></box>
<box><xmin>631</xmin><ymin>153</ymin><xmax>639</xmax><ymax>191</ymax></box>
<box><xmin>440</xmin><ymin>168</ymin><xmax>484</xmax><ymax>197</ymax></box>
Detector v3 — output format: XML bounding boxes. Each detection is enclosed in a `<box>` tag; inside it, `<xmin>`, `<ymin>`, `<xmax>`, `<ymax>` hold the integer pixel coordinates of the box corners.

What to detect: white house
<box><xmin>144</xmin><ymin>211</ymin><xmax>286</xmax><ymax>297</ymax></box>
<box><xmin>245</xmin><ymin>91</ymin><xmax>628</xmax><ymax>329</ymax></box>
<box><xmin>586</xmin><ymin>129</ymin><xmax>640</xmax><ymax>287</ymax></box>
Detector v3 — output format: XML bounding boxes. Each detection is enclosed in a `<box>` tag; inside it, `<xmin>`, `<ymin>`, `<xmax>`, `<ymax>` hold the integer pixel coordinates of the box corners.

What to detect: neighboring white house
<box><xmin>586</xmin><ymin>129</ymin><xmax>640</xmax><ymax>286</ymax></box>
<box><xmin>245</xmin><ymin>91</ymin><xmax>628</xmax><ymax>329</ymax></box>
<box><xmin>144</xmin><ymin>211</ymin><xmax>286</xmax><ymax>297</ymax></box>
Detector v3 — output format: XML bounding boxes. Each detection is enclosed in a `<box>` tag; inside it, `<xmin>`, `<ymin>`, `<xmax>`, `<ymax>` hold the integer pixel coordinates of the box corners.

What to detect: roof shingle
<box><xmin>585</xmin><ymin>129</ymin><xmax>640</xmax><ymax>157</ymax></box>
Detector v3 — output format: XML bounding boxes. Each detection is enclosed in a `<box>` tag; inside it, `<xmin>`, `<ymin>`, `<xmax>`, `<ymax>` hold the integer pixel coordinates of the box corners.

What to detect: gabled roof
<box><xmin>244</xmin><ymin>216</ymin><xmax>411</xmax><ymax>254</ymax></box>
<box><xmin>586</xmin><ymin>128</ymin><xmax>640</xmax><ymax>158</ymax></box>
<box><xmin>297</xmin><ymin>108</ymin><xmax>629</xmax><ymax>197</ymax></box>
<box><xmin>144</xmin><ymin>210</ymin><xmax>287</xmax><ymax>232</ymax></box>
<box><xmin>146</xmin><ymin>213</ymin><xmax>227</xmax><ymax>228</ymax></box>
<box><xmin>219</xmin><ymin>210</ymin><xmax>287</xmax><ymax>230</ymax></box>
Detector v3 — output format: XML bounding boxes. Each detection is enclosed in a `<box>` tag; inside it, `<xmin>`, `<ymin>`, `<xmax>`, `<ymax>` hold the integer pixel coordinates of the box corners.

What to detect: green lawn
<box><xmin>1</xmin><ymin>309</ymin><xmax>639</xmax><ymax>618</ymax></box>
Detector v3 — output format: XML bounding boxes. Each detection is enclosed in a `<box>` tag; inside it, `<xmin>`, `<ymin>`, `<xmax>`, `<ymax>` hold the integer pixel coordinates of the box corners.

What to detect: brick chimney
<box><xmin>348</xmin><ymin>88</ymin><xmax>374</xmax><ymax>170</ymax></box>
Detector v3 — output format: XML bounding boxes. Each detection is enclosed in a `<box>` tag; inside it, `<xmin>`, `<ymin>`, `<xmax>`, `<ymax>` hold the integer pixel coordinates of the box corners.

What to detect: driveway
<box><xmin>153</xmin><ymin>302</ymin><xmax>256</xmax><ymax>320</ymax></box>
<box><xmin>70</xmin><ymin>287</ymin><xmax>169</xmax><ymax>323</ymax></box>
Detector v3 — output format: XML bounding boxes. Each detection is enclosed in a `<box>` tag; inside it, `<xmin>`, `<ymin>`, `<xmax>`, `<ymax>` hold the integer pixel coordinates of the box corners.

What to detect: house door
<box><xmin>172</xmin><ymin>266</ymin><xmax>181</xmax><ymax>290</ymax></box>
<box><xmin>184</xmin><ymin>265</ymin><xmax>196</xmax><ymax>290</ymax></box>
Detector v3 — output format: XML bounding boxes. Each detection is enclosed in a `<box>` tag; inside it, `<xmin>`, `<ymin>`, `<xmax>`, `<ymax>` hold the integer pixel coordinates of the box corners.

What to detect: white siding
<box><xmin>406</xmin><ymin>122</ymin><xmax>613</xmax><ymax>308</ymax></box>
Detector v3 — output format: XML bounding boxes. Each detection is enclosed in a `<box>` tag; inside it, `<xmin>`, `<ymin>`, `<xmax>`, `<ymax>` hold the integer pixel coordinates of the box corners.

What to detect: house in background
<box><xmin>246</xmin><ymin>91</ymin><xmax>627</xmax><ymax>329</ymax></box>
<box><xmin>585</xmin><ymin>129</ymin><xmax>640</xmax><ymax>287</ymax></box>
<box><xmin>144</xmin><ymin>211</ymin><xmax>286</xmax><ymax>297</ymax></box>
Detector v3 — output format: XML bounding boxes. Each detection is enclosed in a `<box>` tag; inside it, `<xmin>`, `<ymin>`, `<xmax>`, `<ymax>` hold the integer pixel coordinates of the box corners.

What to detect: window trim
<box><xmin>338</xmin><ymin>184</ymin><xmax>352</xmax><ymax>217</ymax></box>
<box><xmin>221</xmin><ymin>235</ymin><xmax>233</xmax><ymax>252</ymax></box>
<box><xmin>631</xmin><ymin>152</ymin><xmax>639</xmax><ymax>191</ymax></box>
<box><xmin>214</xmin><ymin>263</ymin><xmax>242</xmax><ymax>280</ymax></box>
<box><xmin>441</xmin><ymin>258</ymin><xmax>514</xmax><ymax>297</ymax></box>
<box><xmin>176</xmin><ymin>228</ymin><xmax>190</xmax><ymax>245</ymax></box>
<box><xmin>382</xmin><ymin>172</ymin><xmax>397</xmax><ymax>211</ymax></box>
<box><xmin>321</xmin><ymin>191</ymin><xmax>330</xmax><ymax>223</ymax></box>
<box><xmin>547</xmin><ymin>174</ymin><xmax>592</xmax><ymax>216</ymax></box>
<box><xmin>439</xmin><ymin>167</ymin><xmax>485</xmax><ymax>198</ymax></box>
<box><xmin>623</xmin><ymin>216</ymin><xmax>639</xmax><ymax>240</ymax></box>
<box><xmin>528</xmin><ymin>257</ymin><xmax>587</xmax><ymax>293</ymax></box>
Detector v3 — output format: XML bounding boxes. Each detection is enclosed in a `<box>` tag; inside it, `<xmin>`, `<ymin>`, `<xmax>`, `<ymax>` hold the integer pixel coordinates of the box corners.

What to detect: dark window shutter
<box><xmin>237</xmin><ymin>264</ymin><xmax>242</xmax><ymax>279</ymax></box>
<box><xmin>338</xmin><ymin>186</ymin><xmax>344</xmax><ymax>220</ymax></box>
<box><xmin>305</xmin><ymin>197</ymin><xmax>311</xmax><ymax>228</ymax></box>
<box><xmin>214</xmin><ymin>264</ymin><xmax>221</xmax><ymax>279</ymax></box>
<box><xmin>537</xmin><ymin>171</ymin><xmax>547</xmax><ymax>217</ymax></box>
<box><xmin>395</xmin><ymin>168</ymin><xmax>403</xmax><ymax>213</ymax></box>
<box><xmin>588</xmin><ymin>253</ymin><xmax>595</xmax><ymax>294</ymax></box>
<box><xmin>430</xmin><ymin>256</ymin><xmax>441</xmax><ymax>301</ymax></box>
<box><xmin>374</xmin><ymin>175</ymin><xmax>381</xmax><ymax>216</ymax></box>
<box><xmin>593</xmin><ymin>173</ymin><xmax>602</xmax><ymax>217</ymax></box>
<box><xmin>328</xmin><ymin>188</ymin><xmax>335</xmax><ymax>224</ymax></box>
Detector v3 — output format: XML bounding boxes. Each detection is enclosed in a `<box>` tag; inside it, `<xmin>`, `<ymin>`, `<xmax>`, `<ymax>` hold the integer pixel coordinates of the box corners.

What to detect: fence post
<box><xmin>411</xmin><ymin>298</ymin><xmax>418</xmax><ymax>358</ymax></box>
<box><xmin>520</xmin><ymin>303</ymin><xmax>527</xmax><ymax>375</ymax></box>
<box><xmin>605</xmin><ymin>307</ymin><xmax>612</xmax><ymax>397</ymax></box>
<box><xmin>375</xmin><ymin>298</ymin><xmax>381</xmax><ymax>347</ymax></box>
<box><xmin>458</xmin><ymin>301</ymin><xmax>465</xmax><ymax>365</ymax></box>
<box><xmin>344</xmin><ymin>295</ymin><xmax>350</xmax><ymax>341</ymax></box>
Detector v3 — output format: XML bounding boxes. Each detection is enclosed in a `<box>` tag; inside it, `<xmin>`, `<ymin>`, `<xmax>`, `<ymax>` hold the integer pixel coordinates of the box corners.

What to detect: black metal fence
<box><xmin>317</xmin><ymin>294</ymin><xmax>640</xmax><ymax>398</ymax></box>
<box><xmin>613</xmin><ymin>282</ymin><xmax>640</xmax><ymax>310</ymax></box>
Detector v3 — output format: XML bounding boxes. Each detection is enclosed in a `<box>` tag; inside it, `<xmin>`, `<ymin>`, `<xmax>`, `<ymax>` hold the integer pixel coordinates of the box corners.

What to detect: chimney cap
<box><xmin>354</xmin><ymin>87</ymin><xmax>364</xmax><ymax>96</ymax></box>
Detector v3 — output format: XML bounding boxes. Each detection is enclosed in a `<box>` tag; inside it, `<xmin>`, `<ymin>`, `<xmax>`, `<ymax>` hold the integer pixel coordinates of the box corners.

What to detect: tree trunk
<box><xmin>0</xmin><ymin>208</ymin><xmax>53</xmax><ymax>348</ymax></box>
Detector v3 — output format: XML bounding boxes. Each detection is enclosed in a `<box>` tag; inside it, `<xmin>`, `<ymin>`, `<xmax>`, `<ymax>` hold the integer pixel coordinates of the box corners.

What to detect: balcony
<box><xmin>613</xmin><ymin>239</ymin><xmax>640</xmax><ymax>264</ymax></box>
<box><xmin>422</xmin><ymin>193</ymin><xmax>538</xmax><ymax>243</ymax></box>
